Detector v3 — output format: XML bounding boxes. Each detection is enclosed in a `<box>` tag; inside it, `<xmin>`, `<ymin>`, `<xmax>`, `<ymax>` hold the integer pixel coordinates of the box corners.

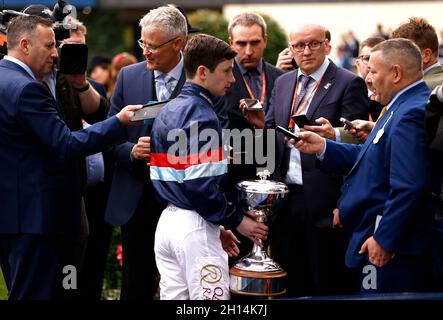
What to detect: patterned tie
<box><xmin>293</xmin><ymin>74</ymin><xmax>312</xmax><ymax>114</ymax></box>
<box><xmin>157</xmin><ymin>74</ymin><xmax>175</xmax><ymax>101</ymax></box>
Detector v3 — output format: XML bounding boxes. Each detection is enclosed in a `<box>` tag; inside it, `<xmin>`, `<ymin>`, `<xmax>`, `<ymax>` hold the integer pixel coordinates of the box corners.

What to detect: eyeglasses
<box><xmin>289</xmin><ymin>40</ymin><xmax>325</xmax><ymax>52</ymax></box>
<box><xmin>137</xmin><ymin>37</ymin><xmax>178</xmax><ymax>52</ymax></box>
<box><xmin>358</xmin><ymin>55</ymin><xmax>370</xmax><ymax>65</ymax></box>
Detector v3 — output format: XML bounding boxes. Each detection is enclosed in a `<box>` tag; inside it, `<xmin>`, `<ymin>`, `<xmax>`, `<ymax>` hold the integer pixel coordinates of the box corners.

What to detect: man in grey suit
<box><xmin>392</xmin><ymin>17</ymin><xmax>443</xmax><ymax>90</ymax></box>
<box><xmin>105</xmin><ymin>6</ymin><xmax>188</xmax><ymax>300</ymax></box>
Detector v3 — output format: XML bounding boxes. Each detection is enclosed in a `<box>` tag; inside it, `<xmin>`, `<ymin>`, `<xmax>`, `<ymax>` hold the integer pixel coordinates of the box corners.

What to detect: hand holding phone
<box><xmin>131</xmin><ymin>100</ymin><xmax>171</xmax><ymax>121</ymax></box>
<box><xmin>340</xmin><ymin>117</ymin><xmax>354</xmax><ymax>129</ymax></box>
<box><xmin>276</xmin><ymin>126</ymin><xmax>301</xmax><ymax>141</ymax></box>
<box><xmin>292</xmin><ymin>115</ymin><xmax>314</xmax><ymax>128</ymax></box>
<box><xmin>242</xmin><ymin>98</ymin><xmax>263</xmax><ymax>111</ymax></box>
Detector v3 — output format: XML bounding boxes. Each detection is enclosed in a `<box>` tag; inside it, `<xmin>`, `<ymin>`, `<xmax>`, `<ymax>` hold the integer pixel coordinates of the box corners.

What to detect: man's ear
<box><xmin>20</xmin><ymin>38</ymin><xmax>31</xmax><ymax>55</ymax></box>
<box><xmin>324</xmin><ymin>39</ymin><xmax>332</xmax><ymax>55</ymax></box>
<box><xmin>196</xmin><ymin>65</ymin><xmax>207</xmax><ymax>80</ymax></box>
<box><xmin>392</xmin><ymin>64</ymin><xmax>403</xmax><ymax>84</ymax></box>
<box><xmin>173</xmin><ymin>37</ymin><xmax>185</xmax><ymax>51</ymax></box>
<box><xmin>263</xmin><ymin>33</ymin><xmax>268</xmax><ymax>47</ymax></box>
<box><xmin>421</xmin><ymin>48</ymin><xmax>433</xmax><ymax>68</ymax></box>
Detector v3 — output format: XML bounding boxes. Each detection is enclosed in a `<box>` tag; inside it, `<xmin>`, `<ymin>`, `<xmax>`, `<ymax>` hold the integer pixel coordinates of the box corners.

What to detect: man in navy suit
<box><xmin>291</xmin><ymin>38</ymin><xmax>432</xmax><ymax>293</ymax></box>
<box><xmin>216</xmin><ymin>12</ymin><xmax>284</xmax><ymax>259</ymax></box>
<box><xmin>0</xmin><ymin>15</ymin><xmax>139</xmax><ymax>299</ymax></box>
<box><xmin>224</xmin><ymin>12</ymin><xmax>284</xmax><ymax>130</ymax></box>
<box><xmin>264</xmin><ymin>23</ymin><xmax>369</xmax><ymax>296</ymax></box>
<box><xmin>105</xmin><ymin>6</ymin><xmax>189</xmax><ymax>300</ymax></box>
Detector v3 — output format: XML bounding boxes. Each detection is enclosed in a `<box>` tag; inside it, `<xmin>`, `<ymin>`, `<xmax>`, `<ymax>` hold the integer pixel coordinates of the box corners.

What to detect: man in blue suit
<box><xmin>0</xmin><ymin>15</ymin><xmax>140</xmax><ymax>299</ymax></box>
<box><xmin>105</xmin><ymin>6</ymin><xmax>189</xmax><ymax>300</ymax></box>
<box><xmin>291</xmin><ymin>38</ymin><xmax>432</xmax><ymax>292</ymax></box>
<box><xmin>263</xmin><ymin>23</ymin><xmax>369</xmax><ymax>296</ymax></box>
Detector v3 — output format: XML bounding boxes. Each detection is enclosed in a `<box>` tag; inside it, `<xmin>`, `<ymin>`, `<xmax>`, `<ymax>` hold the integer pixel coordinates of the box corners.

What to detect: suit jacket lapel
<box><xmin>263</xmin><ymin>61</ymin><xmax>275</xmax><ymax>111</ymax></box>
<box><xmin>233</xmin><ymin>61</ymin><xmax>250</xmax><ymax>98</ymax></box>
<box><xmin>347</xmin><ymin>94</ymin><xmax>405</xmax><ymax>176</ymax></box>
<box><xmin>306</xmin><ymin>61</ymin><xmax>336</xmax><ymax>120</ymax></box>
<box><xmin>281</xmin><ymin>70</ymin><xmax>298</xmax><ymax>128</ymax></box>
<box><xmin>139</xmin><ymin>68</ymin><xmax>155</xmax><ymax>136</ymax></box>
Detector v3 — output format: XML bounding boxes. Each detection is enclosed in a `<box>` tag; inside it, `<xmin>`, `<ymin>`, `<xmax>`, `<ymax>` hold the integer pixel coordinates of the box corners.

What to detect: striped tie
<box><xmin>293</xmin><ymin>74</ymin><xmax>312</xmax><ymax>115</ymax></box>
<box><xmin>158</xmin><ymin>74</ymin><xmax>174</xmax><ymax>101</ymax></box>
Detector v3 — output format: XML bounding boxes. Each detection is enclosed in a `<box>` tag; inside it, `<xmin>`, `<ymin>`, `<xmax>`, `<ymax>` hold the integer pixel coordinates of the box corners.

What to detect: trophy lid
<box><xmin>236</xmin><ymin>179</ymin><xmax>289</xmax><ymax>195</ymax></box>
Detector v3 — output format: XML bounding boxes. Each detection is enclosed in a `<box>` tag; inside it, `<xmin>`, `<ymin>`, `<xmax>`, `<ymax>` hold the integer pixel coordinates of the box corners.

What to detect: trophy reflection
<box><xmin>230</xmin><ymin>170</ymin><xmax>288</xmax><ymax>297</ymax></box>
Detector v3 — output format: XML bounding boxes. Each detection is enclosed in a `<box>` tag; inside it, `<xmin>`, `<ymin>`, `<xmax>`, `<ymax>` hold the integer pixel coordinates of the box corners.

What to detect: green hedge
<box><xmin>189</xmin><ymin>10</ymin><xmax>288</xmax><ymax>65</ymax></box>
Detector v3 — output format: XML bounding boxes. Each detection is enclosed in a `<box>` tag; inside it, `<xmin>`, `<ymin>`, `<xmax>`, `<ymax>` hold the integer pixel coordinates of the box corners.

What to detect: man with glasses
<box><xmin>105</xmin><ymin>6</ymin><xmax>188</xmax><ymax>300</ymax></box>
<box><xmin>264</xmin><ymin>23</ymin><xmax>369</xmax><ymax>297</ymax></box>
<box><xmin>355</xmin><ymin>37</ymin><xmax>385</xmax><ymax>122</ymax></box>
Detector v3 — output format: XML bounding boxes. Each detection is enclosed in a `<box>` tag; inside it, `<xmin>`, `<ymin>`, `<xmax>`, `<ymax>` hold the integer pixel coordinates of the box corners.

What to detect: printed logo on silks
<box><xmin>200</xmin><ymin>264</ymin><xmax>222</xmax><ymax>284</ymax></box>
<box><xmin>200</xmin><ymin>264</ymin><xmax>224</xmax><ymax>300</ymax></box>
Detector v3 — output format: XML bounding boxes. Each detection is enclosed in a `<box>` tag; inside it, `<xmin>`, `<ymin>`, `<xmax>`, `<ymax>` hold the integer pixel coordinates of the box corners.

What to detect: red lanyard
<box><xmin>242</xmin><ymin>69</ymin><xmax>267</xmax><ymax>105</ymax></box>
<box><xmin>288</xmin><ymin>75</ymin><xmax>323</xmax><ymax>129</ymax></box>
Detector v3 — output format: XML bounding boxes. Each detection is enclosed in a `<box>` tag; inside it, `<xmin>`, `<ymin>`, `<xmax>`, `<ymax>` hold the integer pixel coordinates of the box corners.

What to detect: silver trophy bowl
<box><xmin>230</xmin><ymin>171</ymin><xmax>289</xmax><ymax>297</ymax></box>
<box><xmin>234</xmin><ymin>178</ymin><xmax>288</xmax><ymax>272</ymax></box>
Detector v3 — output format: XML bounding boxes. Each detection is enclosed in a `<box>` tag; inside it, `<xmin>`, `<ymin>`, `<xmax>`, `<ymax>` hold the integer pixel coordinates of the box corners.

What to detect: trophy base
<box><xmin>229</xmin><ymin>267</ymin><xmax>287</xmax><ymax>297</ymax></box>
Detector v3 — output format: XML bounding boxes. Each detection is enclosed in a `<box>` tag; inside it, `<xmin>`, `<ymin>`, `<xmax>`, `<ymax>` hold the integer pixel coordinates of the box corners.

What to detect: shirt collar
<box><xmin>236</xmin><ymin>58</ymin><xmax>263</xmax><ymax>77</ymax></box>
<box><xmin>386</xmin><ymin>79</ymin><xmax>424</xmax><ymax>111</ymax></box>
<box><xmin>297</xmin><ymin>57</ymin><xmax>330</xmax><ymax>82</ymax></box>
<box><xmin>424</xmin><ymin>61</ymin><xmax>441</xmax><ymax>75</ymax></box>
<box><xmin>154</xmin><ymin>52</ymin><xmax>183</xmax><ymax>81</ymax></box>
<box><xmin>4</xmin><ymin>55</ymin><xmax>36</xmax><ymax>80</ymax></box>
<box><xmin>184</xmin><ymin>81</ymin><xmax>217</xmax><ymax>105</ymax></box>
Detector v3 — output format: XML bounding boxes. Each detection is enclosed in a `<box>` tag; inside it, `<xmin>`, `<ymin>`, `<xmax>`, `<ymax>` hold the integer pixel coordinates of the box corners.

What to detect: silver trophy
<box><xmin>230</xmin><ymin>170</ymin><xmax>289</xmax><ymax>297</ymax></box>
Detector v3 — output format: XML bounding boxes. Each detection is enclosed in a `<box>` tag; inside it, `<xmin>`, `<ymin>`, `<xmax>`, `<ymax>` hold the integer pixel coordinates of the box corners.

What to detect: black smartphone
<box><xmin>340</xmin><ymin>117</ymin><xmax>354</xmax><ymax>129</ymax></box>
<box><xmin>291</xmin><ymin>114</ymin><xmax>314</xmax><ymax>128</ymax></box>
<box><xmin>131</xmin><ymin>100</ymin><xmax>171</xmax><ymax>121</ymax></box>
<box><xmin>276</xmin><ymin>126</ymin><xmax>301</xmax><ymax>141</ymax></box>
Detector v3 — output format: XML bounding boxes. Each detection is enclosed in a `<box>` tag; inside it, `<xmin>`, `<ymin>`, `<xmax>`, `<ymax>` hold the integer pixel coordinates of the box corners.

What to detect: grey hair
<box><xmin>371</xmin><ymin>38</ymin><xmax>423</xmax><ymax>78</ymax></box>
<box><xmin>139</xmin><ymin>6</ymin><xmax>187</xmax><ymax>39</ymax></box>
<box><xmin>228</xmin><ymin>12</ymin><xmax>267</xmax><ymax>37</ymax></box>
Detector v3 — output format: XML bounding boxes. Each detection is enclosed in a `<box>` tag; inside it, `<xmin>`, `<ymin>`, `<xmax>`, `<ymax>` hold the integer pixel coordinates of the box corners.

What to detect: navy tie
<box><xmin>245</xmin><ymin>69</ymin><xmax>261</xmax><ymax>99</ymax></box>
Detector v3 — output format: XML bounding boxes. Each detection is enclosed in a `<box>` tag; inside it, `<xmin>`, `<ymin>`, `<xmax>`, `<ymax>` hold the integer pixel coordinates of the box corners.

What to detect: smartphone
<box><xmin>340</xmin><ymin>117</ymin><xmax>354</xmax><ymax>129</ymax></box>
<box><xmin>291</xmin><ymin>115</ymin><xmax>314</xmax><ymax>128</ymax></box>
<box><xmin>131</xmin><ymin>100</ymin><xmax>171</xmax><ymax>121</ymax></box>
<box><xmin>276</xmin><ymin>126</ymin><xmax>301</xmax><ymax>141</ymax></box>
<box><xmin>243</xmin><ymin>98</ymin><xmax>263</xmax><ymax>111</ymax></box>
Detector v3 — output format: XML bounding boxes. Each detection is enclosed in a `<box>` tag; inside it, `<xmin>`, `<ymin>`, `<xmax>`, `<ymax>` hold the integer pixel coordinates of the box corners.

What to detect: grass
<box><xmin>0</xmin><ymin>270</ymin><xmax>7</xmax><ymax>300</ymax></box>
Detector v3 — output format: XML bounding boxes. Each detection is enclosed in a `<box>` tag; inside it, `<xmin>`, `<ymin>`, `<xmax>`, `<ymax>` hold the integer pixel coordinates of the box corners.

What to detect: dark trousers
<box><xmin>79</xmin><ymin>182</ymin><xmax>113</xmax><ymax>300</ymax></box>
<box><xmin>0</xmin><ymin>234</ymin><xmax>82</xmax><ymax>300</ymax></box>
<box><xmin>269</xmin><ymin>185</ymin><xmax>360</xmax><ymax>297</ymax></box>
<box><xmin>361</xmin><ymin>254</ymin><xmax>428</xmax><ymax>293</ymax></box>
<box><xmin>120</xmin><ymin>183</ymin><xmax>164</xmax><ymax>300</ymax></box>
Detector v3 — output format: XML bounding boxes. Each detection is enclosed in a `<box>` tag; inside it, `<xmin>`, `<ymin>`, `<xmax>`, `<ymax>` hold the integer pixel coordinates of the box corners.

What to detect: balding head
<box><xmin>288</xmin><ymin>23</ymin><xmax>330</xmax><ymax>75</ymax></box>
